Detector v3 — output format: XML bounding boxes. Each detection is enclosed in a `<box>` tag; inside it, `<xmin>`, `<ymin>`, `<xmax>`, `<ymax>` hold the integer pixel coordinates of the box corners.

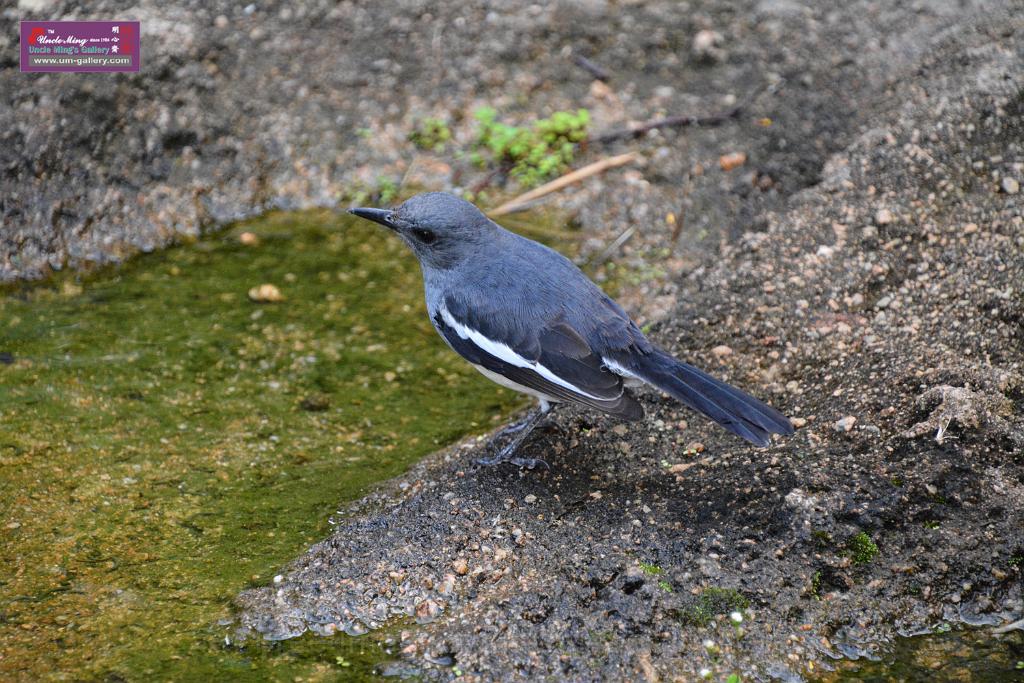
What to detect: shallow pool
<box><xmin>0</xmin><ymin>209</ymin><xmax>527</xmax><ymax>680</ymax></box>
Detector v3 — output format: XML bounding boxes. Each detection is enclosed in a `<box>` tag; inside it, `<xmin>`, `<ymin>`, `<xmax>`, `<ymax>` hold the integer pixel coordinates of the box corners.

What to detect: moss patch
<box><xmin>471</xmin><ymin>107</ymin><xmax>590</xmax><ymax>187</ymax></box>
<box><xmin>846</xmin><ymin>531</ymin><xmax>880</xmax><ymax>565</ymax></box>
<box><xmin>0</xmin><ymin>209</ymin><xmax>553</xmax><ymax>680</ymax></box>
<box><xmin>638</xmin><ymin>561</ymin><xmax>664</xmax><ymax>576</ymax></box>
<box><xmin>681</xmin><ymin>587</ymin><xmax>749</xmax><ymax>627</ymax></box>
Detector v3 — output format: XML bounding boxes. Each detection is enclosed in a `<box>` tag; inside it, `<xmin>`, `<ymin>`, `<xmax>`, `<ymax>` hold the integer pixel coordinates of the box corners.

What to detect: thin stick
<box><xmin>488</xmin><ymin>152</ymin><xmax>638</xmax><ymax>216</ymax></box>
<box><xmin>591</xmin><ymin>108</ymin><xmax>741</xmax><ymax>144</ymax></box>
<box><xmin>573</xmin><ymin>54</ymin><xmax>610</xmax><ymax>82</ymax></box>
<box><xmin>670</xmin><ymin>172</ymin><xmax>692</xmax><ymax>244</ymax></box>
<box><xmin>469</xmin><ymin>164</ymin><xmax>508</xmax><ymax>195</ymax></box>
<box><xmin>591</xmin><ymin>79</ymin><xmax>782</xmax><ymax>144</ymax></box>
<box><xmin>591</xmin><ymin>225</ymin><xmax>637</xmax><ymax>266</ymax></box>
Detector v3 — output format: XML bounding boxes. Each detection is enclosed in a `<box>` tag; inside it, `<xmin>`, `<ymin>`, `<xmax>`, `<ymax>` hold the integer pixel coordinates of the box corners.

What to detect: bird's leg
<box><xmin>476</xmin><ymin>400</ymin><xmax>554</xmax><ymax>469</ymax></box>
<box><xmin>476</xmin><ymin>409</ymin><xmax>547</xmax><ymax>468</ymax></box>
<box><xmin>488</xmin><ymin>413</ymin><xmax>534</xmax><ymax>441</ymax></box>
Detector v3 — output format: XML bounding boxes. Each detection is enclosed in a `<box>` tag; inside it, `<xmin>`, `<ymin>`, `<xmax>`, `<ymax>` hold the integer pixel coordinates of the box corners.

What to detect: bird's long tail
<box><xmin>628</xmin><ymin>349</ymin><xmax>793</xmax><ymax>447</ymax></box>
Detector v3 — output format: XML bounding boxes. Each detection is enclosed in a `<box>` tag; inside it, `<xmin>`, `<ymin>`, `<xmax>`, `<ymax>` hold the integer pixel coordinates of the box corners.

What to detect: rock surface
<box><xmin>234</xmin><ymin>2</ymin><xmax>1023</xmax><ymax>680</ymax></box>
<box><xmin>4</xmin><ymin>0</ymin><xmax>1023</xmax><ymax>680</ymax></box>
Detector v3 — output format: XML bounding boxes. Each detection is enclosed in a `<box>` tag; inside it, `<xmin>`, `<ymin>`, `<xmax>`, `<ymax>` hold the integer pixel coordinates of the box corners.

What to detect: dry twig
<box><xmin>573</xmin><ymin>54</ymin><xmax>611</xmax><ymax>82</ymax></box>
<box><xmin>591</xmin><ymin>108</ymin><xmax>742</xmax><ymax>144</ymax></box>
<box><xmin>488</xmin><ymin>152</ymin><xmax>638</xmax><ymax>216</ymax></box>
<box><xmin>590</xmin><ymin>79</ymin><xmax>782</xmax><ymax>144</ymax></box>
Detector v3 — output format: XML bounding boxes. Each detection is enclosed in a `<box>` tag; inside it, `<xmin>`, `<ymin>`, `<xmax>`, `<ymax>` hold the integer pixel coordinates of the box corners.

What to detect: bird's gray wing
<box><xmin>433</xmin><ymin>296</ymin><xmax>643</xmax><ymax>420</ymax></box>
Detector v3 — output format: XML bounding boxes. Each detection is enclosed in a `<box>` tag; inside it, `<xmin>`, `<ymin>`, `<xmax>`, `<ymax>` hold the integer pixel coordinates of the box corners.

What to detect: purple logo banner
<box><xmin>20</xmin><ymin>21</ymin><xmax>140</xmax><ymax>73</ymax></box>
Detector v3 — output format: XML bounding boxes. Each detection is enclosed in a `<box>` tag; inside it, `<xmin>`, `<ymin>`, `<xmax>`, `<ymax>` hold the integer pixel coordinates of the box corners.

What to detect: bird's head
<box><xmin>348</xmin><ymin>192</ymin><xmax>496</xmax><ymax>270</ymax></box>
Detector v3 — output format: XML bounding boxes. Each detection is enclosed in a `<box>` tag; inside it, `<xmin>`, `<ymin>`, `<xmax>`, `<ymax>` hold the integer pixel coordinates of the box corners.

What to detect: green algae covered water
<box><xmin>0</xmin><ymin>209</ymin><xmax>539</xmax><ymax>680</ymax></box>
<box><xmin>824</xmin><ymin>627</ymin><xmax>1024</xmax><ymax>682</ymax></box>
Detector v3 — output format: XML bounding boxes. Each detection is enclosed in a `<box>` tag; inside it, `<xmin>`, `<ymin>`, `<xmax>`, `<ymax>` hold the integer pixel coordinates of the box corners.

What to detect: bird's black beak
<box><xmin>348</xmin><ymin>207</ymin><xmax>396</xmax><ymax>229</ymax></box>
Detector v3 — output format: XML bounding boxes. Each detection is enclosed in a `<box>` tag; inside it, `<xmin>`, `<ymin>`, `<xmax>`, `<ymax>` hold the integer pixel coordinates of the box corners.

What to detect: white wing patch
<box><xmin>601</xmin><ymin>357</ymin><xmax>647</xmax><ymax>388</ymax></box>
<box><xmin>438</xmin><ymin>303</ymin><xmax>618</xmax><ymax>402</ymax></box>
<box><xmin>472</xmin><ymin>364</ymin><xmax>560</xmax><ymax>404</ymax></box>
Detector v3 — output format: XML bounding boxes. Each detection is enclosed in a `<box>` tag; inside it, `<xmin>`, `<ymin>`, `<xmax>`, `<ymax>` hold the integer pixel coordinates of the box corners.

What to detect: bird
<box><xmin>349</xmin><ymin>192</ymin><xmax>793</xmax><ymax>468</ymax></box>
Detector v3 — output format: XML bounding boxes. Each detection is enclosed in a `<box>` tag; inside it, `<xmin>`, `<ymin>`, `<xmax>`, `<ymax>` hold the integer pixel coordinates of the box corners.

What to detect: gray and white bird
<box><xmin>350</xmin><ymin>192</ymin><xmax>792</xmax><ymax>467</ymax></box>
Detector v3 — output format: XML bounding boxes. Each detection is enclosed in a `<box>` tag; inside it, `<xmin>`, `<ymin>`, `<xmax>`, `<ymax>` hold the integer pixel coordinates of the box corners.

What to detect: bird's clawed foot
<box><xmin>475</xmin><ymin>447</ymin><xmax>549</xmax><ymax>470</ymax></box>
<box><xmin>508</xmin><ymin>457</ymin><xmax>549</xmax><ymax>470</ymax></box>
<box><xmin>475</xmin><ymin>405</ymin><xmax>553</xmax><ymax>470</ymax></box>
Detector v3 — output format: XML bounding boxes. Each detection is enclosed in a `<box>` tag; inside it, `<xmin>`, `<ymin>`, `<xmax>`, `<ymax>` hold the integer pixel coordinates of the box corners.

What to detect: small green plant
<box><xmin>811</xmin><ymin>529</ymin><xmax>832</xmax><ymax>548</ymax></box>
<box><xmin>473</xmin><ymin>107</ymin><xmax>590</xmax><ymax>187</ymax></box>
<box><xmin>923</xmin><ymin>519</ymin><xmax>940</xmax><ymax>529</ymax></box>
<box><xmin>810</xmin><ymin>570</ymin><xmax>822</xmax><ymax>598</ymax></box>
<box><xmin>341</xmin><ymin>176</ymin><xmax>400</xmax><ymax>206</ymax></box>
<box><xmin>847</xmin><ymin>531</ymin><xmax>879</xmax><ymax>564</ymax></box>
<box><xmin>409</xmin><ymin>117</ymin><xmax>452</xmax><ymax>152</ymax></box>
<box><xmin>728</xmin><ymin>610</ymin><xmax>745</xmax><ymax>638</ymax></box>
<box><xmin>1009</xmin><ymin>553</ymin><xmax>1023</xmax><ymax>568</ymax></box>
<box><xmin>376</xmin><ymin>175</ymin><xmax>399</xmax><ymax>204</ymax></box>
<box><xmin>658</xmin><ymin>579</ymin><xmax>673</xmax><ymax>593</ymax></box>
<box><xmin>726</xmin><ymin>675</ymin><xmax>742</xmax><ymax>683</ymax></box>
<box><xmin>682</xmin><ymin>587</ymin><xmax>749</xmax><ymax>627</ymax></box>
<box><xmin>639</xmin><ymin>561</ymin><xmax>664</xmax><ymax>575</ymax></box>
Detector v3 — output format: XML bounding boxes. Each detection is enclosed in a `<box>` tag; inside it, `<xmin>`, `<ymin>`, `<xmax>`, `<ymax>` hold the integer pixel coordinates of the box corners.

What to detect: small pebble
<box><xmin>875</xmin><ymin>208</ymin><xmax>893</xmax><ymax>225</ymax></box>
<box><xmin>589</xmin><ymin>79</ymin><xmax>614</xmax><ymax>101</ymax></box>
<box><xmin>1001</xmin><ymin>177</ymin><xmax>1019</xmax><ymax>194</ymax></box>
<box><xmin>711</xmin><ymin>344</ymin><xmax>733</xmax><ymax>358</ymax></box>
<box><xmin>248</xmin><ymin>283</ymin><xmax>283</xmax><ymax>302</ymax></box>
<box><xmin>414</xmin><ymin>599</ymin><xmax>441</xmax><ymax>623</ymax></box>
<box><xmin>692</xmin><ymin>29</ymin><xmax>724</xmax><ymax>61</ymax></box>
<box><xmin>524</xmin><ymin>494</ymin><xmax>537</xmax><ymax>504</ymax></box>
<box><xmin>452</xmin><ymin>558</ymin><xmax>469</xmax><ymax>575</ymax></box>
<box><xmin>834</xmin><ymin>416</ymin><xmax>857</xmax><ymax>432</ymax></box>
<box><xmin>719</xmin><ymin>152</ymin><xmax>747</xmax><ymax>171</ymax></box>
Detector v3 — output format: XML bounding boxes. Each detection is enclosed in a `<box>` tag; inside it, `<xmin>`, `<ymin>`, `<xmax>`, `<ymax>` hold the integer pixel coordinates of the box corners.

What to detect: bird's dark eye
<box><xmin>412</xmin><ymin>228</ymin><xmax>437</xmax><ymax>244</ymax></box>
